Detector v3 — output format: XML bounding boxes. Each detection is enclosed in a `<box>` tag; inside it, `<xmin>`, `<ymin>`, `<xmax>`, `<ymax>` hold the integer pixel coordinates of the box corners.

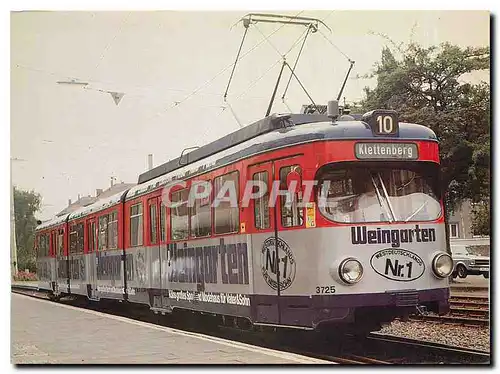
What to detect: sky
<box><xmin>10</xmin><ymin>10</ymin><xmax>490</xmax><ymax>220</ymax></box>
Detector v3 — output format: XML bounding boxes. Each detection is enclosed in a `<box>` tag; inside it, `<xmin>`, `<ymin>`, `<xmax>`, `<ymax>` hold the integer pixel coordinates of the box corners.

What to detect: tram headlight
<box><xmin>338</xmin><ymin>258</ymin><xmax>363</xmax><ymax>285</ymax></box>
<box><xmin>432</xmin><ymin>253</ymin><xmax>453</xmax><ymax>278</ymax></box>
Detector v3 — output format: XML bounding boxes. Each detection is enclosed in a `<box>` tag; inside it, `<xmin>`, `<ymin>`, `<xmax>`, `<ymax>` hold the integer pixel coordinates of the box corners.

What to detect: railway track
<box><xmin>449</xmin><ymin>306</ymin><xmax>489</xmax><ymax>318</ymax></box>
<box><xmin>11</xmin><ymin>285</ymin><xmax>490</xmax><ymax>364</ymax></box>
<box><xmin>409</xmin><ymin>294</ymin><xmax>489</xmax><ymax>326</ymax></box>
<box><xmin>450</xmin><ymin>295</ymin><xmax>489</xmax><ymax>304</ymax></box>
<box><xmin>365</xmin><ymin>333</ymin><xmax>490</xmax><ymax>364</ymax></box>
<box><xmin>410</xmin><ymin>313</ymin><xmax>489</xmax><ymax>326</ymax></box>
<box><xmin>450</xmin><ymin>286</ymin><xmax>488</xmax><ymax>293</ymax></box>
<box><xmin>450</xmin><ymin>300</ymin><xmax>489</xmax><ymax>309</ymax></box>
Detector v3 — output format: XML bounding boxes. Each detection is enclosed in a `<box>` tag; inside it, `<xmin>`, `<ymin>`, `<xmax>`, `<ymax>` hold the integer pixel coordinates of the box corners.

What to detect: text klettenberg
<box><xmin>355</xmin><ymin>143</ymin><xmax>418</xmax><ymax>160</ymax></box>
<box><xmin>351</xmin><ymin>225</ymin><xmax>436</xmax><ymax>247</ymax></box>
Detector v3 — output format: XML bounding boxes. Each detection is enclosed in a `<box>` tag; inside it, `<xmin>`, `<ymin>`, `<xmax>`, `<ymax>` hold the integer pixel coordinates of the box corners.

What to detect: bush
<box><xmin>13</xmin><ymin>271</ymin><xmax>38</xmax><ymax>281</ymax></box>
<box><xmin>18</xmin><ymin>258</ymin><xmax>37</xmax><ymax>273</ymax></box>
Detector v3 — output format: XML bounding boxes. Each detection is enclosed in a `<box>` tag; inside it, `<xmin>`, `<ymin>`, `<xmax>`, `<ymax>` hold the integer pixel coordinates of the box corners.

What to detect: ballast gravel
<box><xmin>378</xmin><ymin>320</ymin><xmax>490</xmax><ymax>352</ymax></box>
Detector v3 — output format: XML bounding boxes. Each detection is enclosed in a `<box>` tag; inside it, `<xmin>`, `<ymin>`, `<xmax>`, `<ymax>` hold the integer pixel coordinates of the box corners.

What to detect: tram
<box><xmin>35</xmin><ymin>102</ymin><xmax>452</xmax><ymax>334</ymax></box>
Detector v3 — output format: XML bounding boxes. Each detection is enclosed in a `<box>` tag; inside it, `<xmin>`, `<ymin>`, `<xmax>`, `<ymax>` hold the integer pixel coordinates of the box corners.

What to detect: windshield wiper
<box><xmin>377</xmin><ymin>173</ymin><xmax>397</xmax><ymax>221</ymax></box>
<box><xmin>405</xmin><ymin>200</ymin><xmax>428</xmax><ymax>222</ymax></box>
<box><xmin>370</xmin><ymin>174</ymin><xmax>394</xmax><ymax>222</ymax></box>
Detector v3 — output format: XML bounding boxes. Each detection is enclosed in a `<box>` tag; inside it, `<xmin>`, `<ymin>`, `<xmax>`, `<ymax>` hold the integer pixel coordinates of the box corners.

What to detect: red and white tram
<box><xmin>35</xmin><ymin>106</ymin><xmax>452</xmax><ymax>334</ymax></box>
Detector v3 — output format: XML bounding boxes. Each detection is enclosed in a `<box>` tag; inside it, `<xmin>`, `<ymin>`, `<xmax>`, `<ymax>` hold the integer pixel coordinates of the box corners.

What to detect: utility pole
<box><xmin>11</xmin><ymin>157</ymin><xmax>26</xmax><ymax>277</ymax></box>
<box><xmin>11</xmin><ymin>179</ymin><xmax>17</xmax><ymax>277</ymax></box>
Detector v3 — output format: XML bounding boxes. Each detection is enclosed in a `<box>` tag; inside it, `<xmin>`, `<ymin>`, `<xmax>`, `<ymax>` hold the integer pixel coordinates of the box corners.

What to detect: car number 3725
<box><xmin>315</xmin><ymin>286</ymin><xmax>336</xmax><ymax>294</ymax></box>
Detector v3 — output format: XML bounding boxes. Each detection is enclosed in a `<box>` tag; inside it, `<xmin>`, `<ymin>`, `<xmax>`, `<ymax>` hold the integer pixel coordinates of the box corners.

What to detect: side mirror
<box><xmin>286</xmin><ymin>170</ymin><xmax>303</xmax><ymax>194</ymax></box>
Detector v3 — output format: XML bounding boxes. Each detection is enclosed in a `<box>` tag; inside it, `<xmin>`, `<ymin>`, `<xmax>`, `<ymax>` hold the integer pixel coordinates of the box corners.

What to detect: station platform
<box><xmin>11</xmin><ymin>293</ymin><xmax>329</xmax><ymax>364</ymax></box>
<box><xmin>11</xmin><ymin>281</ymin><xmax>38</xmax><ymax>289</ymax></box>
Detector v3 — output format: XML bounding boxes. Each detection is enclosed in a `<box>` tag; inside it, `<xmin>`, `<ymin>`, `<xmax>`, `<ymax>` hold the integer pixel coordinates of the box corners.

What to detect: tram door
<box><xmin>249</xmin><ymin>157</ymin><xmax>304</xmax><ymax>325</ymax></box>
<box><xmin>147</xmin><ymin>197</ymin><xmax>163</xmax><ymax>307</ymax></box>
<box><xmin>50</xmin><ymin>230</ymin><xmax>58</xmax><ymax>289</ymax></box>
<box><xmin>55</xmin><ymin>228</ymin><xmax>66</xmax><ymax>294</ymax></box>
<box><xmin>87</xmin><ymin>219</ymin><xmax>98</xmax><ymax>299</ymax></box>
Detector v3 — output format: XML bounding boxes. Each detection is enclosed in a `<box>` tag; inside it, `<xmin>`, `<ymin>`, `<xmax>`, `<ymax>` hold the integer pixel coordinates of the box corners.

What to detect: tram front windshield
<box><xmin>317</xmin><ymin>164</ymin><xmax>441</xmax><ymax>223</ymax></box>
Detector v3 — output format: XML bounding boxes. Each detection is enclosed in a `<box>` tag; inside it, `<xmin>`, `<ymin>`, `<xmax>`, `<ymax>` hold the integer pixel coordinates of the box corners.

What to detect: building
<box><xmin>56</xmin><ymin>181</ymin><xmax>135</xmax><ymax>217</ymax></box>
<box><xmin>448</xmin><ymin>199</ymin><xmax>490</xmax><ymax>247</ymax></box>
<box><xmin>448</xmin><ymin>200</ymin><xmax>474</xmax><ymax>240</ymax></box>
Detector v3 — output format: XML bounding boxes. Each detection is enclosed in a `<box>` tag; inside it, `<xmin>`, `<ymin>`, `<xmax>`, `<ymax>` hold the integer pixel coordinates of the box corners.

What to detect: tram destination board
<box><xmin>355</xmin><ymin>142</ymin><xmax>418</xmax><ymax>160</ymax></box>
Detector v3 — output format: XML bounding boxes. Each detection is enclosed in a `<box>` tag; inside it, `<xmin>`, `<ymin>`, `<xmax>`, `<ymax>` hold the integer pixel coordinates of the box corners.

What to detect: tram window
<box><xmin>279</xmin><ymin>165</ymin><xmax>304</xmax><ymax>227</ymax></box>
<box><xmin>171</xmin><ymin>189</ymin><xmax>189</xmax><ymax>240</ymax></box>
<box><xmin>253</xmin><ymin>171</ymin><xmax>270</xmax><ymax>229</ymax></box>
<box><xmin>107</xmin><ymin>211</ymin><xmax>118</xmax><ymax>249</ymax></box>
<box><xmin>214</xmin><ymin>171</ymin><xmax>239</xmax><ymax>235</ymax></box>
<box><xmin>87</xmin><ymin>222</ymin><xmax>95</xmax><ymax>253</ymax></box>
<box><xmin>38</xmin><ymin>234</ymin><xmax>46</xmax><ymax>257</ymax></box>
<box><xmin>38</xmin><ymin>235</ymin><xmax>43</xmax><ymax>256</ymax></box>
<box><xmin>149</xmin><ymin>203</ymin><xmax>158</xmax><ymax>244</ymax></box>
<box><xmin>46</xmin><ymin>234</ymin><xmax>50</xmax><ymax>256</ymax></box>
<box><xmin>76</xmin><ymin>223</ymin><xmax>84</xmax><ymax>254</ymax></box>
<box><xmin>98</xmin><ymin>215</ymin><xmax>108</xmax><ymax>250</ymax></box>
<box><xmin>190</xmin><ymin>181</ymin><xmax>212</xmax><ymax>238</ymax></box>
<box><xmin>69</xmin><ymin>225</ymin><xmax>77</xmax><ymax>254</ymax></box>
<box><xmin>50</xmin><ymin>232</ymin><xmax>55</xmax><ymax>256</ymax></box>
<box><xmin>40</xmin><ymin>234</ymin><xmax>46</xmax><ymax>257</ymax></box>
<box><xmin>160</xmin><ymin>204</ymin><xmax>166</xmax><ymax>242</ymax></box>
<box><xmin>69</xmin><ymin>223</ymin><xmax>84</xmax><ymax>254</ymax></box>
<box><xmin>38</xmin><ymin>235</ymin><xmax>42</xmax><ymax>257</ymax></box>
<box><xmin>57</xmin><ymin>230</ymin><xmax>64</xmax><ymax>256</ymax></box>
<box><xmin>90</xmin><ymin>222</ymin><xmax>96</xmax><ymax>252</ymax></box>
<box><xmin>44</xmin><ymin>234</ymin><xmax>50</xmax><ymax>256</ymax></box>
<box><xmin>449</xmin><ymin>223</ymin><xmax>459</xmax><ymax>238</ymax></box>
<box><xmin>130</xmin><ymin>203</ymin><xmax>144</xmax><ymax>247</ymax></box>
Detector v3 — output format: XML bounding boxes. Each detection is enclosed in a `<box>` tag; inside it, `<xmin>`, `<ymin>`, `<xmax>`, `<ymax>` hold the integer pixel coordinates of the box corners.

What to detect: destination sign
<box><xmin>355</xmin><ymin>143</ymin><xmax>418</xmax><ymax>160</ymax></box>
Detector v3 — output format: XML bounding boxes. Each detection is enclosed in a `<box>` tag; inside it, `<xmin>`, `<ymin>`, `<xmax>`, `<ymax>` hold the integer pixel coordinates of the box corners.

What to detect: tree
<box><xmin>14</xmin><ymin>187</ymin><xmax>41</xmax><ymax>272</ymax></box>
<box><xmin>359</xmin><ymin>41</ymin><xmax>490</xmax><ymax>218</ymax></box>
<box><xmin>471</xmin><ymin>201</ymin><xmax>490</xmax><ymax>236</ymax></box>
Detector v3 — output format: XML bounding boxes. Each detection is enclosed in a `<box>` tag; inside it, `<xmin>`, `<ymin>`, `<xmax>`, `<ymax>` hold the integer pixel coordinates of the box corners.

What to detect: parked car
<box><xmin>450</xmin><ymin>245</ymin><xmax>489</xmax><ymax>279</ymax></box>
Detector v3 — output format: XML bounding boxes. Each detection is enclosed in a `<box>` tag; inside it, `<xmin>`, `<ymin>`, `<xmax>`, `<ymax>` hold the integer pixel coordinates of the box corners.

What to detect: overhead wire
<box><xmin>281</xmin><ymin>25</ymin><xmax>312</xmax><ymax>100</ymax></box>
<box><xmin>253</xmin><ymin>10</ymin><xmax>342</xmax><ymax>113</ymax></box>
<box><xmin>318</xmin><ymin>28</ymin><xmax>353</xmax><ymax>63</ymax></box>
<box><xmin>223</xmin><ymin>25</ymin><xmax>249</xmax><ymax>100</ymax></box>
<box><xmin>223</xmin><ymin>11</ymin><xmax>306</xmax><ymax>100</ymax></box>
<box><xmin>232</xmin><ymin>25</ymin><xmax>311</xmax><ymax>102</ymax></box>
<box><xmin>280</xmin><ymin>10</ymin><xmax>335</xmax><ymax>113</ymax></box>
<box><xmin>223</xmin><ymin>24</ymin><xmax>312</xmax><ymax>122</ymax></box>
<box><xmin>18</xmin><ymin>12</ymin><xmax>340</xmax><ymax>118</ymax></box>
<box><xmin>146</xmin><ymin>10</ymin><xmax>305</xmax><ymax>122</ymax></box>
<box><xmin>17</xmin><ymin>12</ymin><xmax>352</xmax><ymax>122</ymax></box>
<box><xmin>254</xmin><ymin>24</ymin><xmax>284</xmax><ymax>57</ymax></box>
<box><xmin>252</xmin><ymin>21</ymin><xmax>319</xmax><ymax>112</ymax></box>
<box><xmin>14</xmin><ymin>63</ymin><xmax>271</xmax><ymax>101</ymax></box>
<box><xmin>87</xmin><ymin>12</ymin><xmax>131</xmax><ymax>82</ymax></box>
<box><xmin>283</xmin><ymin>61</ymin><xmax>319</xmax><ymax>112</ymax></box>
<box><xmin>224</xmin><ymin>100</ymin><xmax>243</xmax><ymax>128</ymax></box>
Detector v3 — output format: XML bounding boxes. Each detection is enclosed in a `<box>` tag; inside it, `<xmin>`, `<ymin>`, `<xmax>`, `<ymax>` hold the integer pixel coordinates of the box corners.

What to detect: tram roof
<box><xmin>36</xmin><ymin>213</ymin><xmax>70</xmax><ymax>231</ymax></box>
<box><xmin>68</xmin><ymin>190</ymin><xmax>127</xmax><ymax>221</ymax></box>
<box><xmin>130</xmin><ymin>114</ymin><xmax>437</xmax><ymax>199</ymax></box>
<box><xmin>138</xmin><ymin>113</ymin><xmax>327</xmax><ymax>185</ymax></box>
